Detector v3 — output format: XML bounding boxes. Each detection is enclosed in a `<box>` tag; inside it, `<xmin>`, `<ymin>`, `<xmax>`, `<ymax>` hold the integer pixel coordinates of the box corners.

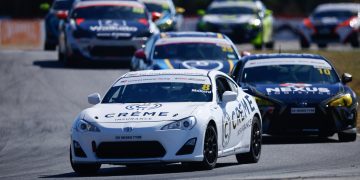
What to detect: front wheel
<box><xmin>338</xmin><ymin>132</ymin><xmax>357</xmax><ymax>142</ymax></box>
<box><xmin>236</xmin><ymin>116</ymin><xmax>261</xmax><ymax>164</ymax></box>
<box><xmin>70</xmin><ymin>147</ymin><xmax>101</xmax><ymax>175</ymax></box>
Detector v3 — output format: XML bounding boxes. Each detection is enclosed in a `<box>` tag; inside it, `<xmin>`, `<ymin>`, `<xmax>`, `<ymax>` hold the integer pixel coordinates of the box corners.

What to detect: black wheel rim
<box><xmin>204</xmin><ymin>127</ymin><xmax>217</xmax><ymax>164</ymax></box>
<box><xmin>252</xmin><ymin>124</ymin><xmax>261</xmax><ymax>157</ymax></box>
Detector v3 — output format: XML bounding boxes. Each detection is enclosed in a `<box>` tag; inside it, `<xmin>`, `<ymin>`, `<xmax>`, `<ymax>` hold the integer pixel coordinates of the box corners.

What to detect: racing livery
<box><xmin>57</xmin><ymin>0</ymin><xmax>159</xmax><ymax>66</ymax></box>
<box><xmin>298</xmin><ymin>3</ymin><xmax>360</xmax><ymax>48</ymax></box>
<box><xmin>231</xmin><ymin>54</ymin><xmax>358</xmax><ymax>142</ymax></box>
<box><xmin>130</xmin><ymin>32</ymin><xmax>241</xmax><ymax>74</ymax></box>
<box><xmin>70</xmin><ymin>69</ymin><xmax>262</xmax><ymax>174</ymax></box>
<box><xmin>140</xmin><ymin>0</ymin><xmax>184</xmax><ymax>31</ymax></box>
<box><xmin>197</xmin><ymin>0</ymin><xmax>274</xmax><ymax>49</ymax></box>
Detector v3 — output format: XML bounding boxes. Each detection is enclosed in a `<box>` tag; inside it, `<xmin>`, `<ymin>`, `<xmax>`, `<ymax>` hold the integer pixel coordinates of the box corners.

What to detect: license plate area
<box><xmin>291</xmin><ymin>108</ymin><xmax>315</xmax><ymax>114</ymax></box>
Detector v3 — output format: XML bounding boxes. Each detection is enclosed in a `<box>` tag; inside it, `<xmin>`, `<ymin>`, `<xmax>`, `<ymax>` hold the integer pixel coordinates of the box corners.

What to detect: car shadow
<box><xmin>33</xmin><ymin>59</ymin><xmax>130</xmax><ymax>70</ymax></box>
<box><xmin>39</xmin><ymin>162</ymin><xmax>239</xmax><ymax>178</ymax></box>
<box><xmin>262</xmin><ymin>135</ymin><xmax>338</xmax><ymax>145</ymax></box>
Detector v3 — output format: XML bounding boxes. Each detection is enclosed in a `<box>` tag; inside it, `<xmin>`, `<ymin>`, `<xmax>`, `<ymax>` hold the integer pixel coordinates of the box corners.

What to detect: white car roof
<box><xmin>315</xmin><ymin>3</ymin><xmax>360</xmax><ymax>13</ymax></box>
<box><xmin>209</xmin><ymin>1</ymin><xmax>257</xmax><ymax>10</ymax></box>
<box><xmin>124</xmin><ymin>69</ymin><xmax>210</xmax><ymax>78</ymax></box>
<box><xmin>155</xmin><ymin>37</ymin><xmax>233</xmax><ymax>46</ymax></box>
<box><xmin>75</xmin><ymin>0</ymin><xmax>145</xmax><ymax>9</ymax></box>
<box><xmin>141</xmin><ymin>0</ymin><xmax>170</xmax><ymax>5</ymax></box>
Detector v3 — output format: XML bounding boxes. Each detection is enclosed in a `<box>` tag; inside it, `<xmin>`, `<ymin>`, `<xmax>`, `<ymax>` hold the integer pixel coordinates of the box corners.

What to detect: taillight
<box><xmin>303</xmin><ymin>18</ymin><xmax>316</xmax><ymax>32</ymax></box>
<box><xmin>76</xmin><ymin>18</ymin><xmax>85</xmax><ymax>26</ymax></box>
<box><xmin>138</xmin><ymin>18</ymin><xmax>148</xmax><ymax>26</ymax></box>
<box><xmin>336</xmin><ymin>16</ymin><xmax>358</xmax><ymax>31</ymax></box>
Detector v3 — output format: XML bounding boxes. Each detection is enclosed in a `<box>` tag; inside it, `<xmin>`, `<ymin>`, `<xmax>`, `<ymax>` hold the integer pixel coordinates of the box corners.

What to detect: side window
<box><xmin>216</xmin><ymin>76</ymin><xmax>232</xmax><ymax>102</ymax></box>
<box><xmin>226</xmin><ymin>78</ymin><xmax>238</xmax><ymax>93</ymax></box>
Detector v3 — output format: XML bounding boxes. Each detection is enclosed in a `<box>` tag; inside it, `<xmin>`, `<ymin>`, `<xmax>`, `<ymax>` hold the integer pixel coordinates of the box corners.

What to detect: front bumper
<box><xmin>71</xmin><ymin>122</ymin><xmax>204</xmax><ymax>164</ymax></box>
<box><xmin>67</xmin><ymin>36</ymin><xmax>147</xmax><ymax>62</ymax></box>
<box><xmin>259</xmin><ymin>104</ymin><xmax>357</xmax><ymax>135</ymax></box>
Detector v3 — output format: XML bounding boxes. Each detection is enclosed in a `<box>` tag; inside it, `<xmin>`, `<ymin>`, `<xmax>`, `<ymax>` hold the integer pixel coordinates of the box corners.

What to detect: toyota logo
<box><xmin>125</xmin><ymin>103</ymin><xmax>162</xmax><ymax>111</ymax></box>
<box><xmin>123</xmin><ymin>127</ymin><xmax>133</xmax><ymax>133</ymax></box>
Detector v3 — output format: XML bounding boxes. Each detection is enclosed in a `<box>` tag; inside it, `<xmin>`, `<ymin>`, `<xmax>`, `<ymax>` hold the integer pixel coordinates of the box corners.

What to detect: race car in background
<box><xmin>298</xmin><ymin>3</ymin><xmax>360</xmax><ymax>49</ymax></box>
<box><xmin>70</xmin><ymin>69</ymin><xmax>262</xmax><ymax>174</ymax></box>
<box><xmin>57</xmin><ymin>0</ymin><xmax>159</xmax><ymax>66</ymax></box>
<box><xmin>231</xmin><ymin>54</ymin><xmax>358</xmax><ymax>142</ymax></box>
<box><xmin>196</xmin><ymin>0</ymin><xmax>274</xmax><ymax>49</ymax></box>
<box><xmin>44</xmin><ymin>0</ymin><xmax>74</xmax><ymax>50</ymax></box>
<box><xmin>130</xmin><ymin>32</ymin><xmax>241</xmax><ymax>74</ymax></box>
<box><xmin>140</xmin><ymin>0</ymin><xmax>184</xmax><ymax>31</ymax></box>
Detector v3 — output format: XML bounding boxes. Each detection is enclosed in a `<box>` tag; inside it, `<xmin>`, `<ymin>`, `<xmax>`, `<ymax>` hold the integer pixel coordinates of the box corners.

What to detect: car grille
<box><xmin>90</xmin><ymin>46</ymin><xmax>136</xmax><ymax>57</ymax></box>
<box><xmin>96</xmin><ymin>141</ymin><xmax>166</xmax><ymax>159</ymax></box>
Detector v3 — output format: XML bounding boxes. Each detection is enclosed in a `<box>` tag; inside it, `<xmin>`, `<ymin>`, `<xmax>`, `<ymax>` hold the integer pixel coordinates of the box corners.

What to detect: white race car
<box><xmin>70</xmin><ymin>69</ymin><xmax>262</xmax><ymax>174</ymax></box>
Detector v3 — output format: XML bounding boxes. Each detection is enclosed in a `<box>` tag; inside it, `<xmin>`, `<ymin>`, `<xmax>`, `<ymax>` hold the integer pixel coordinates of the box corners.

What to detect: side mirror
<box><xmin>240</xmin><ymin>51</ymin><xmax>251</xmax><ymax>57</ymax></box>
<box><xmin>197</xmin><ymin>9</ymin><xmax>206</xmax><ymax>16</ymax></box>
<box><xmin>56</xmin><ymin>10</ymin><xmax>68</xmax><ymax>20</ymax></box>
<box><xmin>134</xmin><ymin>49</ymin><xmax>147</xmax><ymax>60</ymax></box>
<box><xmin>176</xmin><ymin>7</ymin><xmax>185</xmax><ymax>14</ymax></box>
<box><xmin>342</xmin><ymin>73</ymin><xmax>352</xmax><ymax>84</ymax></box>
<box><xmin>88</xmin><ymin>93</ymin><xmax>101</xmax><ymax>105</ymax></box>
<box><xmin>222</xmin><ymin>91</ymin><xmax>237</xmax><ymax>104</ymax></box>
<box><xmin>151</xmin><ymin>12</ymin><xmax>162</xmax><ymax>22</ymax></box>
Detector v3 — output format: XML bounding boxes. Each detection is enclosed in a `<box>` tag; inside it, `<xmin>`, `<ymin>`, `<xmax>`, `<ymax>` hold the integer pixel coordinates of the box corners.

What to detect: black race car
<box><xmin>231</xmin><ymin>54</ymin><xmax>358</xmax><ymax>142</ymax></box>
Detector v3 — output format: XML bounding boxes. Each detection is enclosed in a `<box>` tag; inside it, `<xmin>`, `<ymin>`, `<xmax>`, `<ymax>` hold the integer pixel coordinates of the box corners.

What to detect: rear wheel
<box><xmin>236</xmin><ymin>116</ymin><xmax>261</xmax><ymax>164</ymax></box>
<box><xmin>338</xmin><ymin>132</ymin><xmax>357</xmax><ymax>142</ymax></box>
<box><xmin>44</xmin><ymin>41</ymin><xmax>56</xmax><ymax>51</ymax></box>
<box><xmin>70</xmin><ymin>147</ymin><xmax>101</xmax><ymax>175</ymax></box>
<box><xmin>317</xmin><ymin>43</ymin><xmax>327</xmax><ymax>49</ymax></box>
<box><xmin>300</xmin><ymin>36</ymin><xmax>310</xmax><ymax>49</ymax></box>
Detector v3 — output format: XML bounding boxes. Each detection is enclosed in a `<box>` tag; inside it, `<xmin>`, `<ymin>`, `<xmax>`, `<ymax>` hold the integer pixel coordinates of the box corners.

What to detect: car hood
<box><xmin>81</xmin><ymin>102</ymin><xmax>207</xmax><ymax>123</ymax></box>
<box><xmin>75</xmin><ymin>19</ymin><xmax>149</xmax><ymax>38</ymax></box>
<box><xmin>153</xmin><ymin>59</ymin><xmax>236</xmax><ymax>74</ymax></box>
<box><xmin>247</xmin><ymin>83</ymin><xmax>344</xmax><ymax>103</ymax></box>
<box><xmin>203</xmin><ymin>14</ymin><xmax>257</xmax><ymax>24</ymax></box>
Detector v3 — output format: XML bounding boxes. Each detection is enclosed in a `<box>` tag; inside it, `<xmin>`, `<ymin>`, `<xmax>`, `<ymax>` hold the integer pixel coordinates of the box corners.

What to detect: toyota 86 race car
<box><xmin>130</xmin><ymin>32</ymin><xmax>241</xmax><ymax>74</ymax></box>
<box><xmin>140</xmin><ymin>0</ymin><xmax>184</xmax><ymax>32</ymax></box>
<box><xmin>196</xmin><ymin>0</ymin><xmax>274</xmax><ymax>49</ymax></box>
<box><xmin>57</xmin><ymin>0</ymin><xmax>159</xmax><ymax>66</ymax></box>
<box><xmin>298</xmin><ymin>3</ymin><xmax>360</xmax><ymax>49</ymax></box>
<box><xmin>231</xmin><ymin>54</ymin><xmax>358</xmax><ymax>142</ymax></box>
<box><xmin>70</xmin><ymin>69</ymin><xmax>262</xmax><ymax>175</ymax></box>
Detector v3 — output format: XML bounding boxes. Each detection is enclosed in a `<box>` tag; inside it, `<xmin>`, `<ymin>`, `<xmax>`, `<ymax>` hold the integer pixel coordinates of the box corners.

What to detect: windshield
<box><xmin>313</xmin><ymin>10</ymin><xmax>355</xmax><ymax>19</ymax></box>
<box><xmin>208</xmin><ymin>7</ymin><xmax>255</xmax><ymax>15</ymax></box>
<box><xmin>144</xmin><ymin>3</ymin><xmax>170</xmax><ymax>13</ymax></box>
<box><xmin>242</xmin><ymin>61</ymin><xmax>339</xmax><ymax>84</ymax></box>
<box><xmin>153</xmin><ymin>43</ymin><xmax>238</xmax><ymax>60</ymax></box>
<box><xmin>102</xmin><ymin>76</ymin><xmax>213</xmax><ymax>103</ymax></box>
<box><xmin>71</xmin><ymin>6</ymin><xmax>147</xmax><ymax>20</ymax></box>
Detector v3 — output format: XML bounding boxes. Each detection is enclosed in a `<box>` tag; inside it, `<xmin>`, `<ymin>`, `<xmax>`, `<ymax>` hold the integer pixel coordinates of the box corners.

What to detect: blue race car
<box><xmin>57</xmin><ymin>0</ymin><xmax>159</xmax><ymax>66</ymax></box>
<box><xmin>44</xmin><ymin>0</ymin><xmax>74</xmax><ymax>50</ymax></box>
<box><xmin>231</xmin><ymin>53</ymin><xmax>358</xmax><ymax>142</ymax></box>
<box><xmin>130</xmin><ymin>32</ymin><xmax>241</xmax><ymax>74</ymax></box>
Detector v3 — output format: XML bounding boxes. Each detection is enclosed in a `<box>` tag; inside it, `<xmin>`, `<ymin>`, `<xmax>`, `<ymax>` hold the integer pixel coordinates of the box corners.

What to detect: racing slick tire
<box><xmin>58</xmin><ymin>49</ymin><xmax>64</xmax><ymax>62</ymax></box>
<box><xmin>236</xmin><ymin>116</ymin><xmax>261</xmax><ymax>164</ymax></box>
<box><xmin>253</xmin><ymin>44</ymin><xmax>263</xmax><ymax>50</ymax></box>
<box><xmin>350</xmin><ymin>39</ymin><xmax>359</xmax><ymax>48</ymax></box>
<box><xmin>300</xmin><ymin>37</ymin><xmax>310</xmax><ymax>49</ymax></box>
<box><xmin>44</xmin><ymin>41</ymin><xmax>56</xmax><ymax>51</ymax></box>
<box><xmin>185</xmin><ymin>124</ymin><xmax>218</xmax><ymax>170</ymax></box>
<box><xmin>70</xmin><ymin>148</ymin><xmax>101</xmax><ymax>175</ymax></box>
<box><xmin>317</xmin><ymin>43</ymin><xmax>327</xmax><ymax>49</ymax></box>
<box><xmin>265</xmin><ymin>41</ymin><xmax>274</xmax><ymax>49</ymax></box>
<box><xmin>338</xmin><ymin>132</ymin><xmax>357</xmax><ymax>142</ymax></box>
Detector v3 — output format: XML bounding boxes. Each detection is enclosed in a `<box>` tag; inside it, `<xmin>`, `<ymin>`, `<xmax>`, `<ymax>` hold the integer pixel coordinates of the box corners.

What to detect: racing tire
<box><xmin>338</xmin><ymin>132</ymin><xmax>357</xmax><ymax>142</ymax></box>
<box><xmin>236</xmin><ymin>116</ymin><xmax>261</xmax><ymax>164</ymax></box>
<box><xmin>300</xmin><ymin>37</ymin><xmax>310</xmax><ymax>49</ymax></box>
<box><xmin>70</xmin><ymin>148</ymin><xmax>101</xmax><ymax>175</ymax></box>
<box><xmin>317</xmin><ymin>43</ymin><xmax>327</xmax><ymax>49</ymax></box>
<box><xmin>58</xmin><ymin>49</ymin><xmax>64</xmax><ymax>62</ymax></box>
<box><xmin>188</xmin><ymin>124</ymin><xmax>218</xmax><ymax>170</ymax></box>
<box><xmin>265</xmin><ymin>41</ymin><xmax>274</xmax><ymax>49</ymax></box>
<box><xmin>350</xmin><ymin>40</ymin><xmax>359</xmax><ymax>48</ymax></box>
<box><xmin>44</xmin><ymin>42</ymin><xmax>56</xmax><ymax>51</ymax></box>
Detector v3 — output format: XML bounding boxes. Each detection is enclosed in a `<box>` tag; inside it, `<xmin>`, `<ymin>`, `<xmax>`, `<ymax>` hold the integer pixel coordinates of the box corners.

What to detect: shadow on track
<box><xmin>33</xmin><ymin>59</ymin><xmax>130</xmax><ymax>70</ymax></box>
<box><xmin>262</xmin><ymin>135</ymin><xmax>338</xmax><ymax>145</ymax></box>
<box><xmin>39</xmin><ymin>162</ymin><xmax>239</xmax><ymax>178</ymax></box>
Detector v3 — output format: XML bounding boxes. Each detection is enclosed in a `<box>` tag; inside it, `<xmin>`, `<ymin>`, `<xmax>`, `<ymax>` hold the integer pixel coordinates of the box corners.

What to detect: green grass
<box><xmin>249</xmin><ymin>50</ymin><xmax>360</xmax><ymax>131</ymax></box>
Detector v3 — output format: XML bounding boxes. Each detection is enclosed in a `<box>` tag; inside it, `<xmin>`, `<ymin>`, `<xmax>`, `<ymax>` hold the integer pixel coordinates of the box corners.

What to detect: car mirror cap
<box><xmin>222</xmin><ymin>91</ymin><xmax>237</xmax><ymax>103</ymax></box>
<box><xmin>88</xmin><ymin>93</ymin><xmax>101</xmax><ymax>105</ymax></box>
<box><xmin>342</xmin><ymin>73</ymin><xmax>352</xmax><ymax>84</ymax></box>
<box><xmin>151</xmin><ymin>12</ymin><xmax>162</xmax><ymax>22</ymax></box>
<box><xmin>134</xmin><ymin>49</ymin><xmax>147</xmax><ymax>60</ymax></box>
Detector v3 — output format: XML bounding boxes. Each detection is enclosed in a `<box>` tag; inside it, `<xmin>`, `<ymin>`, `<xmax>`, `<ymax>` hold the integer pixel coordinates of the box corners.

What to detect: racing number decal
<box><xmin>202</xmin><ymin>84</ymin><xmax>211</xmax><ymax>91</ymax></box>
<box><xmin>133</xmin><ymin>7</ymin><xmax>144</xmax><ymax>14</ymax></box>
<box><xmin>318</xmin><ymin>68</ymin><xmax>331</xmax><ymax>76</ymax></box>
<box><xmin>221</xmin><ymin>46</ymin><xmax>234</xmax><ymax>53</ymax></box>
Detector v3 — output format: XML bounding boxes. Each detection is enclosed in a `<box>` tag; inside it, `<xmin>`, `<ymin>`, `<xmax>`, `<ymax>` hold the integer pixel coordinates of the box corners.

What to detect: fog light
<box><xmin>73</xmin><ymin>140</ymin><xmax>87</xmax><ymax>158</ymax></box>
<box><xmin>176</xmin><ymin>138</ymin><xmax>197</xmax><ymax>155</ymax></box>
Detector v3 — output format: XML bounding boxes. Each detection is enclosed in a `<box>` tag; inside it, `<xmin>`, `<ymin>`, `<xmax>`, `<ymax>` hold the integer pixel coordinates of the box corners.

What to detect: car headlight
<box><xmin>328</xmin><ymin>94</ymin><xmax>353</xmax><ymax>107</ymax></box>
<box><xmin>250</xmin><ymin>18</ymin><xmax>261</xmax><ymax>27</ymax></box>
<box><xmin>76</xmin><ymin>119</ymin><xmax>100</xmax><ymax>132</ymax></box>
<box><xmin>255</xmin><ymin>96</ymin><xmax>274</xmax><ymax>106</ymax></box>
<box><xmin>161</xmin><ymin>116</ymin><xmax>196</xmax><ymax>130</ymax></box>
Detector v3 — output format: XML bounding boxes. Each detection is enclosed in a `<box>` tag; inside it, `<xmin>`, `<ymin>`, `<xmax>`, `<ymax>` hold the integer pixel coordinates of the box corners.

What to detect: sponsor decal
<box><xmin>115</xmin><ymin>135</ymin><xmax>142</xmax><ymax>140</ymax></box>
<box><xmin>90</xmin><ymin>20</ymin><xmax>138</xmax><ymax>32</ymax></box>
<box><xmin>266</xmin><ymin>83</ymin><xmax>331</xmax><ymax>95</ymax></box>
<box><xmin>182</xmin><ymin>60</ymin><xmax>224</xmax><ymax>71</ymax></box>
<box><xmin>123</xmin><ymin>127</ymin><xmax>133</xmax><ymax>132</ymax></box>
<box><xmin>97</xmin><ymin>32</ymin><xmax>131</xmax><ymax>38</ymax></box>
<box><xmin>125</xmin><ymin>103</ymin><xmax>162</xmax><ymax>110</ymax></box>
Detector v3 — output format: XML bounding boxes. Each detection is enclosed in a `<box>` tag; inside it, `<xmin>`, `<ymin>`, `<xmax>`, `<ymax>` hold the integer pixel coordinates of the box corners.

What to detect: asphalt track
<box><xmin>0</xmin><ymin>50</ymin><xmax>359</xmax><ymax>180</ymax></box>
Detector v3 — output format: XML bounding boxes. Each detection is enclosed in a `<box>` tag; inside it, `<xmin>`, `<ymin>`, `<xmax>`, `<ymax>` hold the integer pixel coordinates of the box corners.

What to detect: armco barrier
<box><xmin>0</xmin><ymin>19</ymin><xmax>44</xmax><ymax>50</ymax></box>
